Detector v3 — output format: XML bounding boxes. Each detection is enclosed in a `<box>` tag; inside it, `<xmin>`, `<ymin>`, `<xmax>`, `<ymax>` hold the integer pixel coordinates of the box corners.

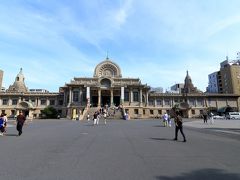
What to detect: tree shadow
<box><xmin>156</xmin><ymin>168</ymin><xmax>240</xmax><ymax>180</ymax></box>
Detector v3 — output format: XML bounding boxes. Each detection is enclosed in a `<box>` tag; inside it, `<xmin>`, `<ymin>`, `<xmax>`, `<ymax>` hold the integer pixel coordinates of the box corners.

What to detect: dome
<box><xmin>93</xmin><ymin>58</ymin><xmax>122</xmax><ymax>78</ymax></box>
<box><xmin>7</xmin><ymin>68</ymin><xmax>28</xmax><ymax>93</ymax></box>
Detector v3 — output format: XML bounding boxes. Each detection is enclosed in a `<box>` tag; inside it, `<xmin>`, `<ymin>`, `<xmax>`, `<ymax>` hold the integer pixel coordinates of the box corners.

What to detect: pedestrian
<box><xmin>2</xmin><ymin>113</ymin><xmax>8</xmax><ymax>134</ymax></box>
<box><xmin>163</xmin><ymin>112</ymin><xmax>169</xmax><ymax>127</ymax></box>
<box><xmin>104</xmin><ymin>112</ymin><xmax>107</xmax><ymax>125</ymax></box>
<box><xmin>93</xmin><ymin>112</ymin><xmax>98</xmax><ymax>125</ymax></box>
<box><xmin>210</xmin><ymin>112</ymin><xmax>214</xmax><ymax>124</ymax></box>
<box><xmin>173</xmin><ymin>111</ymin><xmax>186</xmax><ymax>142</ymax></box>
<box><xmin>168</xmin><ymin>116</ymin><xmax>172</xmax><ymax>127</ymax></box>
<box><xmin>87</xmin><ymin>113</ymin><xmax>90</xmax><ymax>121</ymax></box>
<box><xmin>202</xmin><ymin>110</ymin><xmax>208</xmax><ymax>123</ymax></box>
<box><xmin>0</xmin><ymin>114</ymin><xmax>4</xmax><ymax>136</ymax></box>
<box><xmin>16</xmin><ymin>111</ymin><xmax>26</xmax><ymax>136</ymax></box>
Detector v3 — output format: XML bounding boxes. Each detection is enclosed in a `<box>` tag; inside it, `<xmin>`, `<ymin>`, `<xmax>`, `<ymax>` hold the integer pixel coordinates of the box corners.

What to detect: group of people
<box><xmin>88</xmin><ymin>109</ymin><xmax>108</xmax><ymax>125</ymax></box>
<box><xmin>0</xmin><ymin>111</ymin><xmax>26</xmax><ymax>136</ymax></box>
<box><xmin>202</xmin><ymin>111</ymin><xmax>214</xmax><ymax>124</ymax></box>
<box><xmin>162</xmin><ymin>112</ymin><xmax>187</xmax><ymax>142</ymax></box>
<box><xmin>162</xmin><ymin>113</ymin><xmax>172</xmax><ymax>127</ymax></box>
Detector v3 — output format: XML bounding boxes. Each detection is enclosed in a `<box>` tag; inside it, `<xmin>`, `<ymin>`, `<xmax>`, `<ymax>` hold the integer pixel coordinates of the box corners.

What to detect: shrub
<box><xmin>41</xmin><ymin>106</ymin><xmax>58</xmax><ymax>119</ymax></box>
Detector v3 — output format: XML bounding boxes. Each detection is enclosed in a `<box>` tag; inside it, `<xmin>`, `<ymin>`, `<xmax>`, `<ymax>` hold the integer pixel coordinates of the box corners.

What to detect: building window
<box><xmin>2</xmin><ymin>99</ymin><xmax>8</xmax><ymax>105</ymax></box>
<box><xmin>197</xmin><ymin>99</ymin><xmax>204</xmax><ymax>106</ymax></box>
<box><xmin>50</xmin><ymin>100</ymin><xmax>55</xmax><ymax>106</ymax></box>
<box><xmin>11</xmin><ymin>110</ymin><xmax>16</xmax><ymax>116</ymax></box>
<box><xmin>157</xmin><ymin>99</ymin><xmax>162</xmax><ymax>106</ymax></box>
<box><xmin>189</xmin><ymin>99</ymin><xmax>195</xmax><ymax>106</ymax></box>
<box><xmin>149</xmin><ymin>100</ymin><xmax>154</xmax><ymax>106</ymax></box>
<box><xmin>73</xmin><ymin>91</ymin><xmax>79</xmax><ymax>102</ymax></box>
<box><xmin>133</xmin><ymin>92</ymin><xmax>139</xmax><ymax>101</ymax></box>
<box><xmin>143</xmin><ymin>109</ymin><xmax>145</xmax><ymax>115</ymax></box>
<box><xmin>164</xmin><ymin>99</ymin><xmax>170</xmax><ymax>106</ymax></box>
<box><xmin>158</xmin><ymin>110</ymin><xmax>162</xmax><ymax>114</ymax></box>
<box><xmin>58</xmin><ymin>100</ymin><xmax>63</xmax><ymax>105</ymax></box>
<box><xmin>124</xmin><ymin>91</ymin><xmax>129</xmax><ymax>101</ymax></box>
<box><xmin>150</xmin><ymin>110</ymin><xmax>154</xmax><ymax>115</ymax></box>
<box><xmin>41</xmin><ymin>99</ymin><xmax>46</xmax><ymax>105</ymax></box>
<box><xmin>191</xmin><ymin>109</ymin><xmax>195</xmax><ymax>115</ymax></box>
<box><xmin>134</xmin><ymin>109</ymin><xmax>139</xmax><ymax>114</ymax></box>
<box><xmin>12</xmin><ymin>99</ymin><xmax>18</xmax><ymax>105</ymax></box>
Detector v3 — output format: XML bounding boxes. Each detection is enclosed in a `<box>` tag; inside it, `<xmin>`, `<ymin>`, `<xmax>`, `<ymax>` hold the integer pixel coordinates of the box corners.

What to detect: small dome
<box><xmin>7</xmin><ymin>68</ymin><xmax>28</xmax><ymax>93</ymax></box>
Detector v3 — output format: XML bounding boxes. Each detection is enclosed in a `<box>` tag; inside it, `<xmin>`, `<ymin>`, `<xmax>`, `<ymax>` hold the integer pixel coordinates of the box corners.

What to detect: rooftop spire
<box><xmin>106</xmin><ymin>51</ymin><xmax>109</xmax><ymax>60</ymax></box>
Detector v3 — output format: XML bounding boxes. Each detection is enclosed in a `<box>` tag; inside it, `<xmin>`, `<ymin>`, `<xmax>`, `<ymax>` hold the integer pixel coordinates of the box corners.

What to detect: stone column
<box><xmin>146</xmin><ymin>91</ymin><xmax>149</xmax><ymax>106</ymax></box>
<box><xmin>98</xmin><ymin>88</ymin><xmax>101</xmax><ymax>107</ymax></box>
<box><xmin>37</xmin><ymin>98</ymin><xmax>41</xmax><ymax>107</ymax></box>
<box><xmin>68</xmin><ymin>87</ymin><xmax>72</xmax><ymax>106</ymax></box>
<box><xmin>86</xmin><ymin>87</ymin><xmax>90</xmax><ymax>108</ymax></box>
<box><xmin>121</xmin><ymin>87</ymin><xmax>124</xmax><ymax>105</ymax></box>
<box><xmin>154</xmin><ymin>97</ymin><xmax>157</xmax><ymax>107</ymax></box>
<box><xmin>110</xmin><ymin>89</ymin><xmax>114</xmax><ymax>106</ymax></box>
<box><xmin>46</xmin><ymin>97</ymin><xmax>50</xmax><ymax>106</ymax></box>
<box><xmin>129</xmin><ymin>88</ymin><xmax>133</xmax><ymax>105</ymax></box>
<box><xmin>140</xmin><ymin>88</ymin><xmax>143</xmax><ymax>106</ymax></box>
<box><xmin>63</xmin><ymin>90</ymin><xmax>66</xmax><ymax>106</ymax></box>
<box><xmin>79</xmin><ymin>87</ymin><xmax>83</xmax><ymax>106</ymax></box>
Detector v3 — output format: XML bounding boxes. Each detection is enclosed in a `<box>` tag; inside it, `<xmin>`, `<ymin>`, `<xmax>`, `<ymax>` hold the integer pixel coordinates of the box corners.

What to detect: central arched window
<box><xmin>101</xmin><ymin>78</ymin><xmax>111</xmax><ymax>88</ymax></box>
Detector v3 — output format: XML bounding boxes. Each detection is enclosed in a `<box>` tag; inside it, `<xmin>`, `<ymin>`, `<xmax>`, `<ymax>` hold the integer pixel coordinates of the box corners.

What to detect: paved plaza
<box><xmin>0</xmin><ymin>118</ymin><xmax>240</xmax><ymax>180</ymax></box>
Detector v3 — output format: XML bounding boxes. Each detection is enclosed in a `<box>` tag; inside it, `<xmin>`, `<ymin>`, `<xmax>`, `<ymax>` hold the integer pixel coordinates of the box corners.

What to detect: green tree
<box><xmin>41</xmin><ymin>106</ymin><xmax>58</xmax><ymax>119</ymax></box>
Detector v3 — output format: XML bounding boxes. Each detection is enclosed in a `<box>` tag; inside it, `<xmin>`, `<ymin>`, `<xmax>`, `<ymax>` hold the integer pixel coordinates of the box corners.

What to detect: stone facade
<box><xmin>0</xmin><ymin>59</ymin><xmax>240</xmax><ymax>119</ymax></box>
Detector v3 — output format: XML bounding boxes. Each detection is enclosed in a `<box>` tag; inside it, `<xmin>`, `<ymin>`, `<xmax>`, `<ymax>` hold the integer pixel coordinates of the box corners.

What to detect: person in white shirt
<box><xmin>163</xmin><ymin>113</ymin><xmax>169</xmax><ymax>127</ymax></box>
<box><xmin>104</xmin><ymin>112</ymin><xmax>107</xmax><ymax>125</ymax></box>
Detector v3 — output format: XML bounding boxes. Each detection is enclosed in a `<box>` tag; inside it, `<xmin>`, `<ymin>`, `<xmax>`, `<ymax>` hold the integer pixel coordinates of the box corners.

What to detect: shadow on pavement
<box><xmin>150</xmin><ymin>137</ymin><xmax>174</xmax><ymax>141</ymax></box>
<box><xmin>5</xmin><ymin>133</ymin><xmax>18</xmax><ymax>137</ymax></box>
<box><xmin>153</xmin><ymin>125</ymin><xmax>166</xmax><ymax>127</ymax></box>
<box><xmin>156</xmin><ymin>168</ymin><xmax>240</xmax><ymax>180</ymax></box>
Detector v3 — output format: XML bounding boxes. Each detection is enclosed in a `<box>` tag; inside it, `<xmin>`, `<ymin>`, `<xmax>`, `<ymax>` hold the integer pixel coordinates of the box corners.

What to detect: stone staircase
<box><xmin>107</xmin><ymin>107</ymin><xmax>124</xmax><ymax>119</ymax></box>
<box><xmin>81</xmin><ymin>106</ymin><xmax>124</xmax><ymax>120</ymax></box>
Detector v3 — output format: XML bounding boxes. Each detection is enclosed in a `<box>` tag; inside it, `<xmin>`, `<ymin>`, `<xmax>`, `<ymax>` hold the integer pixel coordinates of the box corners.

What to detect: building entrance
<box><xmin>92</xmin><ymin>96</ymin><xmax>98</xmax><ymax>107</ymax></box>
<box><xmin>113</xmin><ymin>96</ymin><xmax>120</xmax><ymax>106</ymax></box>
<box><xmin>102</xmin><ymin>96</ymin><xmax>110</xmax><ymax>107</ymax></box>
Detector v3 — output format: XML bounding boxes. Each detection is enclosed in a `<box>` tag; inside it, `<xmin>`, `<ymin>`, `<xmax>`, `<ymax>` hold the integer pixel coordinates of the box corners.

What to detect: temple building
<box><xmin>0</xmin><ymin>58</ymin><xmax>240</xmax><ymax>119</ymax></box>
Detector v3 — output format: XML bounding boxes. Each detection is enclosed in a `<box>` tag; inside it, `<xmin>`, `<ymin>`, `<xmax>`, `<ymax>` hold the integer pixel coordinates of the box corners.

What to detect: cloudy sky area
<box><xmin>0</xmin><ymin>0</ymin><xmax>240</xmax><ymax>92</ymax></box>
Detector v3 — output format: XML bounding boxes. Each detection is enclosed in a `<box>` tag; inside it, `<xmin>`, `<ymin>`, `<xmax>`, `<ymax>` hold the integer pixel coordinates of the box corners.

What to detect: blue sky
<box><xmin>1</xmin><ymin>0</ymin><xmax>240</xmax><ymax>92</ymax></box>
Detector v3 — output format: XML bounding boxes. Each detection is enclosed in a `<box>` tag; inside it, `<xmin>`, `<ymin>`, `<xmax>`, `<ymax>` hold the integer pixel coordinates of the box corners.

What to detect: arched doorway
<box><xmin>101</xmin><ymin>90</ymin><xmax>111</xmax><ymax>107</ymax></box>
<box><xmin>17</xmin><ymin>101</ymin><xmax>35</xmax><ymax>119</ymax></box>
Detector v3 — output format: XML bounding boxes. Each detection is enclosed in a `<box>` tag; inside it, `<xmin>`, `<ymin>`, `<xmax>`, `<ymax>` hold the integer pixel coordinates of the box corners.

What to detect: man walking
<box><xmin>173</xmin><ymin>111</ymin><xmax>186</xmax><ymax>142</ymax></box>
<box><xmin>16</xmin><ymin>111</ymin><xmax>26</xmax><ymax>136</ymax></box>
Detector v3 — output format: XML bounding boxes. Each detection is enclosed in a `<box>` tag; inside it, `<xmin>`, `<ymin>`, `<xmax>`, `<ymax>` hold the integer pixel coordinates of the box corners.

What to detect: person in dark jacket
<box><xmin>173</xmin><ymin>111</ymin><xmax>186</xmax><ymax>142</ymax></box>
<box><xmin>16</xmin><ymin>111</ymin><xmax>26</xmax><ymax>136</ymax></box>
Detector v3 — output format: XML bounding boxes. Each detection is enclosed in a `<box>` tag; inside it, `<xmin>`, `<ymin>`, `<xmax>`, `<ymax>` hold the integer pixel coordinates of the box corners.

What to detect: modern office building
<box><xmin>207</xmin><ymin>54</ymin><xmax>240</xmax><ymax>95</ymax></box>
<box><xmin>207</xmin><ymin>72</ymin><xmax>219</xmax><ymax>93</ymax></box>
